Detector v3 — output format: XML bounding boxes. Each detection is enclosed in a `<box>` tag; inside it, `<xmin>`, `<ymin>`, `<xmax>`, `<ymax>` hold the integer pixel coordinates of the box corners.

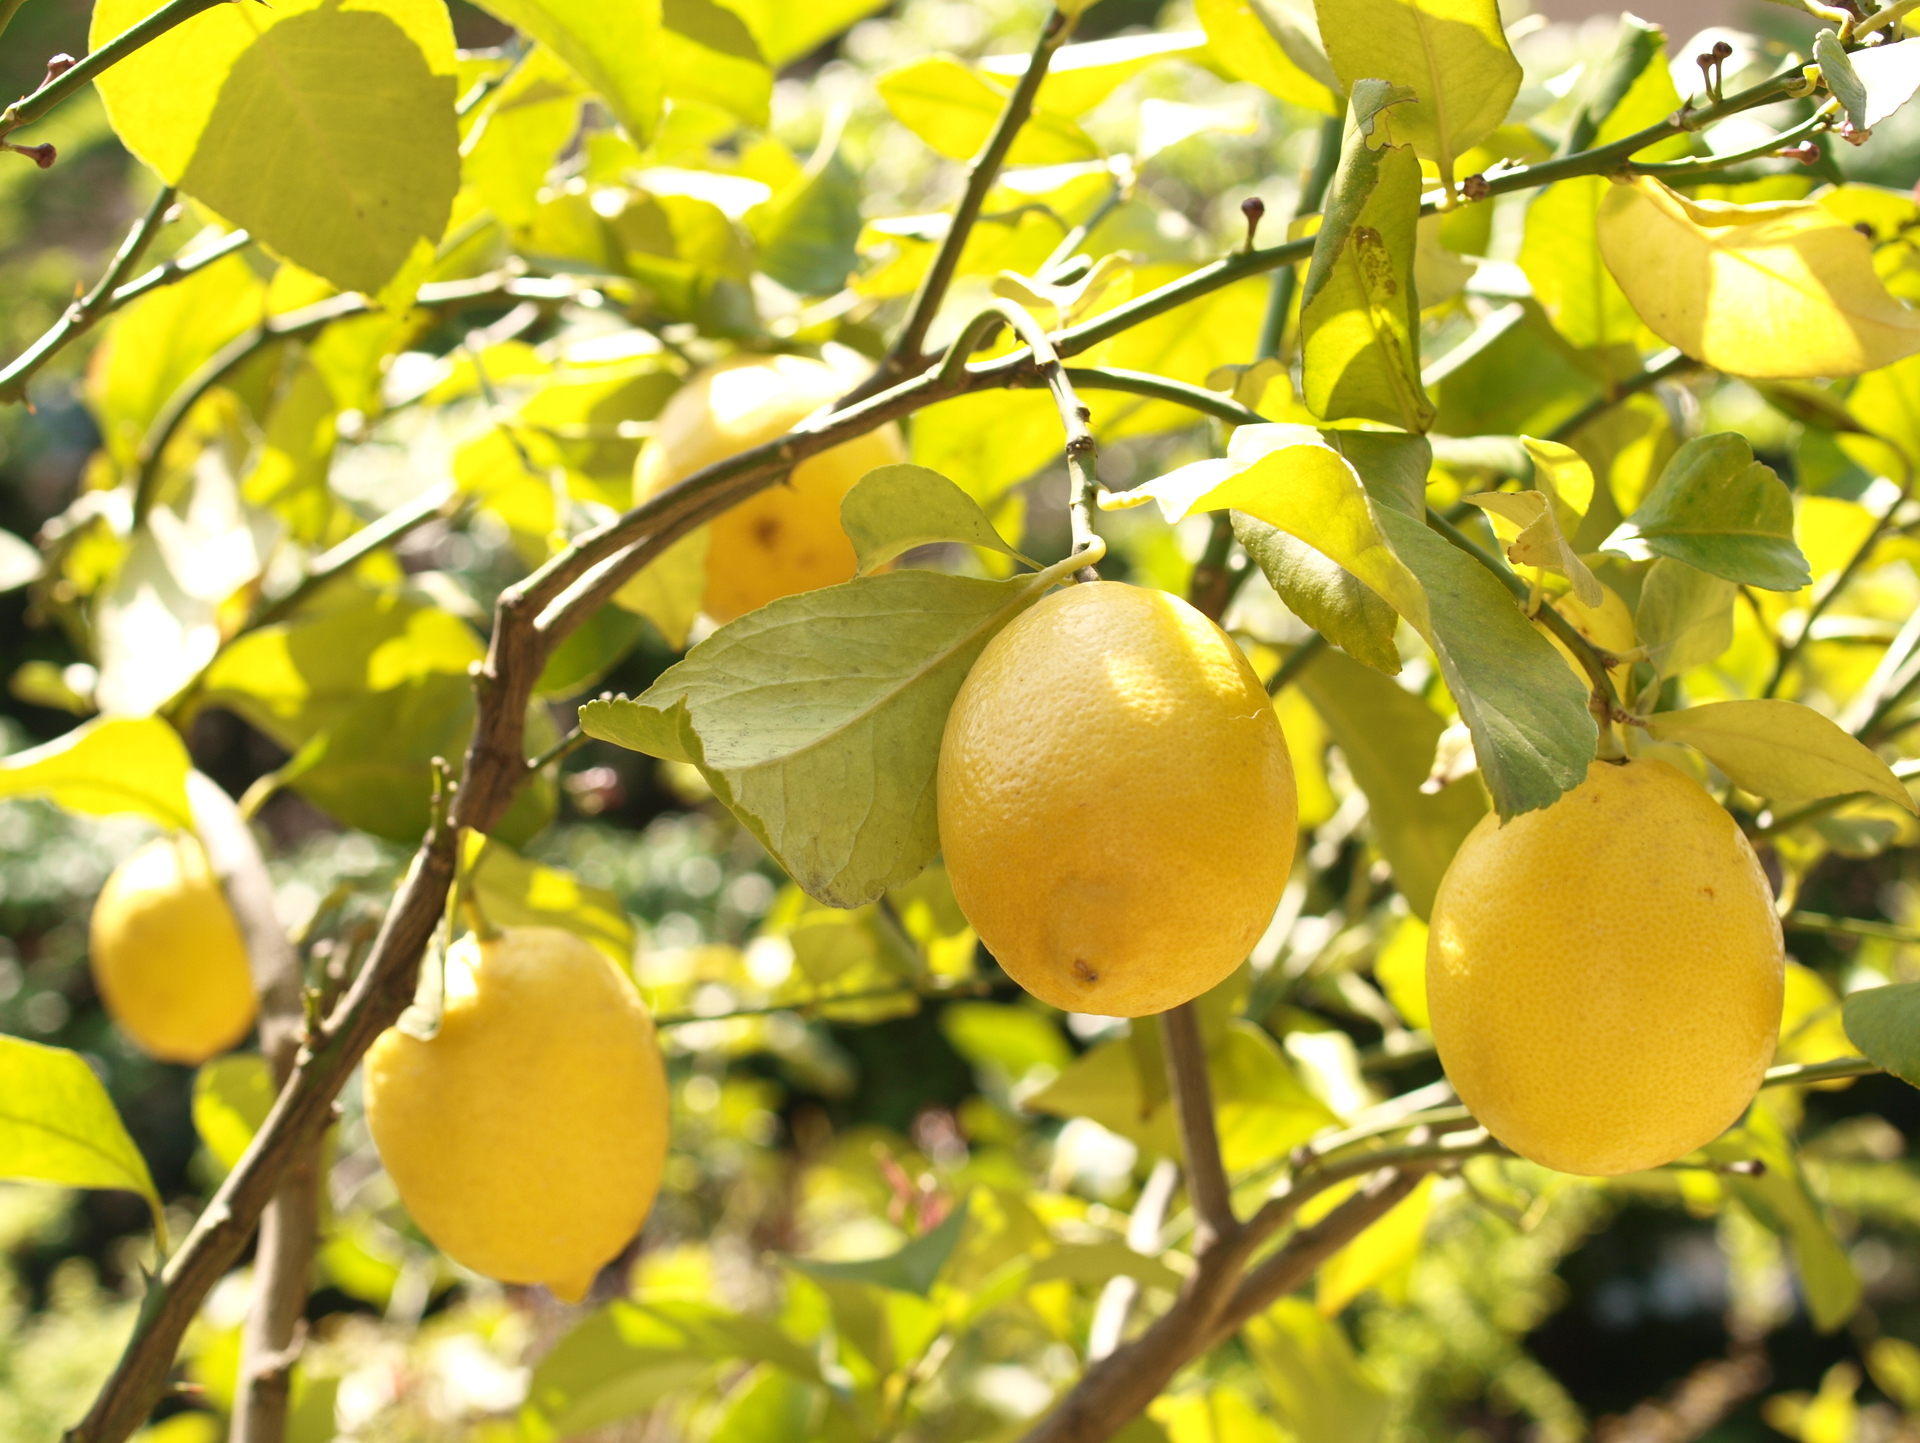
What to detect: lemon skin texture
<box><xmin>90</xmin><ymin>833</ymin><xmax>256</xmax><ymax>1064</ymax></box>
<box><xmin>637</xmin><ymin>353</ymin><xmax>905</xmax><ymax>622</ymax></box>
<box><xmin>938</xmin><ymin>581</ymin><xmax>1297</xmax><ymax>1017</ymax></box>
<box><xmin>363</xmin><ymin>926</ymin><xmax>668</xmax><ymax>1303</ymax></box>
<box><xmin>1427</xmin><ymin>758</ymin><xmax>1784</xmax><ymax>1177</ymax></box>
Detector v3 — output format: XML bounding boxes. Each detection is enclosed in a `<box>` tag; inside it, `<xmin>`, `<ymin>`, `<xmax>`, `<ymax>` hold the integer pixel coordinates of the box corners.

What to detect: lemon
<box><xmin>363</xmin><ymin>926</ymin><xmax>669</xmax><ymax>1302</ymax></box>
<box><xmin>90</xmin><ymin>833</ymin><xmax>256</xmax><ymax>1064</ymax></box>
<box><xmin>638</xmin><ymin>353</ymin><xmax>905</xmax><ymax>622</ymax></box>
<box><xmin>1427</xmin><ymin>758</ymin><xmax>1784</xmax><ymax>1176</ymax></box>
<box><xmin>938</xmin><ymin>581</ymin><xmax>1298</xmax><ymax>1017</ymax></box>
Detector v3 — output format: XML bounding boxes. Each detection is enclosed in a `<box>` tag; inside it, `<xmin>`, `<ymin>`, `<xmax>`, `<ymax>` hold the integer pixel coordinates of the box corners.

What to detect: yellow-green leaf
<box><xmin>841</xmin><ymin>465</ymin><xmax>1035</xmax><ymax>574</ymax></box>
<box><xmin>612</xmin><ymin>527</ymin><xmax>710</xmax><ymax>652</ymax></box>
<box><xmin>192</xmin><ymin>1053</ymin><xmax>274</xmax><ymax>1176</ymax></box>
<box><xmin>1635</xmin><ymin>558</ymin><xmax>1735</xmax><ymax>680</ymax></box>
<box><xmin>92</xmin><ymin>0</ymin><xmax>459</xmax><ymax>296</ymax></box>
<box><xmin>1234</xmin><ymin>515</ymin><xmax>1403</xmax><ymax>675</ymax></box>
<box><xmin>877</xmin><ymin>57</ymin><xmax>1100</xmax><ymax>166</ymax></box>
<box><xmin>1316</xmin><ymin>1174</ymin><xmax>1434</xmax><ymax>1314</ymax></box>
<box><xmin>477</xmin><ymin>0</ymin><xmax>664</xmax><ymax>144</ymax></box>
<box><xmin>1313</xmin><ymin>0</ymin><xmax>1521</xmax><ymax>176</ymax></box>
<box><xmin>1462</xmin><ymin>489</ymin><xmax>1601</xmax><ymax>606</ymax></box>
<box><xmin>1602</xmin><ymin>433</ymin><xmax>1812</xmax><ymax>591</ymax></box>
<box><xmin>981</xmin><ymin>29</ymin><xmax>1213</xmax><ymax>117</ymax></box>
<box><xmin>1298</xmin><ymin>80</ymin><xmax>1433</xmax><ymax>432</ymax></box>
<box><xmin>1644</xmin><ymin>699</ymin><xmax>1917</xmax><ymax>814</ymax></box>
<box><xmin>1597</xmin><ymin>176</ymin><xmax>1920</xmax><ymax>379</ymax></box>
<box><xmin>0</xmin><ymin>716</ymin><xmax>192</xmax><ymax>828</ymax></box>
<box><xmin>1195</xmin><ymin>0</ymin><xmax>1338</xmax><ymax>115</ymax></box>
<box><xmin>0</xmin><ymin>1035</ymin><xmax>166</xmax><ymax>1247</ymax></box>
<box><xmin>1844</xmin><ymin>982</ymin><xmax>1920</xmax><ymax>1090</ymax></box>
<box><xmin>462</xmin><ymin>830</ymin><xmax>637</xmax><ymax>971</ymax></box>
<box><xmin>721</xmin><ymin>0</ymin><xmax>890</xmax><ymax>68</ymax></box>
<box><xmin>1244</xmin><ymin>1297</ymin><xmax>1390</xmax><ymax>1443</ymax></box>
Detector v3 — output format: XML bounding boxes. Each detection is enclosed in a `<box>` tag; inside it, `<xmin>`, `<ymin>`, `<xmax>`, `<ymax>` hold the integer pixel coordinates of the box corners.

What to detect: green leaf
<box><xmin>479</xmin><ymin>0</ymin><xmax>664</xmax><ymax>143</ymax></box>
<box><xmin>0</xmin><ymin>716</ymin><xmax>193</xmax><ymax>829</ymax></box>
<box><xmin>1233</xmin><ymin>514</ymin><xmax>1402</xmax><ymax>675</ymax></box>
<box><xmin>1815</xmin><ymin>30</ymin><xmax>1870</xmax><ymax>135</ymax></box>
<box><xmin>0</xmin><ymin>1035</ymin><xmax>166</xmax><ymax>1246</ymax></box>
<box><xmin>581</xmin><ymin>552</ymin><xmax>1092</xmax><ymax>907</ymax></box>
<box><xmin>91</xmin><ymin>249</ymin><xmax>266</xmax><ymax>467</ymax></box>
<box><xmin>786</xmin><ymin>1198</ymin><xmax>971</xmax><ymax>1296</ymax></box>
<box><xmin>910</xmin><ymin>390</ymin><xmax>1062</xmax><ymax>506</ymax></box>
<box><xmin>1462</xmin><ymin>488</ymin><xmax>1601</xmax><ymax>607</ymax></box>
<box><xmin>981</xmin><ymin>28</ymin><xmax>1216</xmax><ymax>116</ymax></box>
<box><xmin>536</xmin><ymin>605</ymin><xmax>650</xmax><ymax>700</ymax></box>
<box><xmin>1635</xmin><ymin>559</ymin><xmax>1735</xmax><ymax>681</ymax></box>
<box><xmin>1429</xmin><ymin>301</ymin><xmax>1602</xmax><ymax>441</ymax></box>
<box><xmin>1105</xmin><ymin>424</ymin><xmax>1428</xmax><ymax>635</ymax></box>
<box><xmin>940</xmin><ymin>1001</ymin><xmax>1072</xmax><ymax>1080</ymax></box>
<box><xmin>721</xmin><ymin>0</ymin><xmax>890</xmax><ymax>68</ymax></box>
<box><xmin>92</xmin><ymin>0</ymin><xmax>459</xmax><ymax>297</ymax></box>
<box><xmin>462</xmin><ymin>49</ymin><xmax>582</xmax><ymax>231</ymax></box>
<box><xmin>709</xmin><ymin>1367</ymin><xmax>821</xmax><ymax>1443</ymax></box>
<box><xmin>1644</xmin><ymin>699</ymin><xmax>1917</xmax><ymax>815</ymax></box>
<box><xmin>748</xmin><ymin>143</ymin><xmax>863</xmax><ymax>298</ymax></box>
<box><xmin>1299</xmin><ymin>81</ymin><xmax>1434</xmax><ymax>432</ymax></box>
<box><xmin>462</xmin><ymin>831</ymin><xmax>637</xmax><ymax>971</ymax></box>
<box><xmin>1843</xmin><ymin>982</ymin><xmax>1920</xmax><ymax>1089</ymax></box>
<box><xmin>877</xmin><ymin>57</ymin><xmax>1100</xmax><ymax>165</ymax></box>
<box><xmin>1520</xmin><ymin>178</ymin><xmax>1646</xmax><ymax>352</ymax></box>
<box><xmin>1312</xmin><ymin>0</ymin><xmax>1521</xmax><ymax>175</ymax></box>
<box><xmin>1297</xmin><ymin>648</ymin><xmax>1485</xmax><ymax>918</ymax></box>
<box><xmin>524</xmin><ymin>1298</ymin><xmax>820</xmax><ymax>1440</ymax></box>
<box><xmin>840</xmin><ymin>464</ymin><xmax>1036</xmax><ymax>574</ymax></box>
<box><xmin>1602</xmin><ymin>434</ymin><xmax>1812</xmax><ymax>591</ymax></box>
<box><xmin>1708</xmin><ymin>1107</ymin><xmax>1861</xmax><ymax>1333</ymax></box>
<box><xmin>1195</xmin><ymin>0</ymin><xmax>1338</xmax><ymax>114</ymax></box>
<box><xmin>611</xmin><ymin>528</ymin><xmax>710</xmax><ymax>653</ymax></box>
<box><xmin>1026</xmin><ymin>1242</ymin><xmax>1182</xmax><ymax>1293</ymax></box>
<box><xmin>1244</xmin><ymin>1296</ymin><xmax>1390</xmax><ymax>1443</ymax></box>
<box><xmin>661</xmin><ymin>0</ymin><xmax>772</xmax><ymax>126</ymax></box>
<box><xmin>192</xmin><ymin>1053</ymin><xmax>274</xmax><ymax>1176</ymax></box>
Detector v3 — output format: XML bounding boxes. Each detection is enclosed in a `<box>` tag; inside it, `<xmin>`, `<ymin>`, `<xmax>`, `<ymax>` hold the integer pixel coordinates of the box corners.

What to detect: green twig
<box><xmin>1786</xmin><ymin>911</ymin><xmax>1920</xmax><ymax>945</ymax></box>
<box><xmin>1546</xmin><ymin>348</ymin><xmax>1696</xmax><ymax>442</ymax></box>
<box><xmin>1752</xmin><ymin>790</ymin><xmax>1876</xmax><ymax>839</ymax></box>
<box><xmin>0</xmin><ymin>0</ymin><xmax>229</xmax><ymax>143</ymax></box>
<box><xmin>1265</xmin><ymin>634</ymin><xmax>1328</xmax><ymax>696</ymax></box>
<box><xmin>525</xmin><ymin>726</ymin><xmax>585</xmax><ymax>774</ymax></box>
<box><xmin>885</xmin><ymin>8</ymin><xmax>1079</xmax><ymax>374</ymax></box>
<box><xmin>0</xmin><ymin>184</ymin><xmax>178</xmax><ymax>402</ymax></box>
<box><xmin>1767</xmin><ymin>474</ymin><xmax>1913</xmax><ymax>698</ymax></box>
<box><xmin>1058</xmin><ymin>367</ymin><xmax>1265</xmax><ymax>427</ymax></box>
<box><xmin>1256</xmin><ymin>112</ymin><xmax>1343</xmax><ymax>363</ymax></box>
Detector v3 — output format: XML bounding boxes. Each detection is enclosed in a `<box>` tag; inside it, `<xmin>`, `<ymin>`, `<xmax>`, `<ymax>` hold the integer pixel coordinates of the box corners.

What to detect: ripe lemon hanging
<box><xmin>1427</xmin><ymin>758</ymin><xmax>1785</xmax><ymax>1177</ymax></box>
<box><xmin>363</xmin><ymin>926</ymin><xmax>669</xmax><ymax>1303</ymax></box>
<box><xmin>90</xmin><ymin>833</ymin><xmax>256</xmax><ymax>1064</ymax></box>
<box><xmin>938</xmin><ymin>581</ymin><xmax>1298</xmax><ymax>1017</ymax></box>
<box><xmin>638</xmin><ymin>352</ymin><xmax>905</xmax><ymax>622</ymax></box>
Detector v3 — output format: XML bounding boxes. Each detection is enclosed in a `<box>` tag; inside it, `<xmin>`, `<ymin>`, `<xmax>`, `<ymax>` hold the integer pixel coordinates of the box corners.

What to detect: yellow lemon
<box><xmin>938</xmin><ymin>581</ymin><xmax>1298</xmax><ymax>1017</ymax></box>
<box><xmin>90</xmin><ymin>833</ymin><xmax>255</xmax><ymax>1064</ymax></box>
<box><xmin>363</xmin><ymin>926</ymin><xmax>668</xmax><ymax>1303</ymax></box>
<box><xmin>638</xmin><ymin>353</ymin><xmax>905</xmax><ymax>622</ymax></box>
<box><xmin>1427</xmin><ymin>758</ymin><xmax>1784</xmax><ymax>1176</ymax></box>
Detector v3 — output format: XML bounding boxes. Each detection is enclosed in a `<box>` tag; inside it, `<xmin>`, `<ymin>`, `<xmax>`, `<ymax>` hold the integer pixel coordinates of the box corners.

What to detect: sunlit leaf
<box><xmin>192</xmin><ymin>1053</ymin><xmax>274</xmax><ymax>1176</ymax></box>
<box><xmin>581</xmin><ymin>553</ymin><xmax>1093</xmax><ymax>907</ymax></box>
<box><xmin>1195</xmin><ymin>0</ymin><xmax>1337</xmax><ymax>115</ymax></box>
<box><xmin>463</xmin><ymin>831</ymin><xmax>637</xmax><ymax>971</ymax></box>
<box><xmin>0</xmin><ymin>716</ymin><xmax>192</xmax><ymax>828</ymax></box>
<box><xmin>877</xmin><ymin>57</ymin><xmax>1100</xmax><ymax>166</ymax></box>
<box><xmin>1597</xmin><ymin>176</ymin><xmax>1920</xmax><ymax>378</ymax></box>
<box><xmin>1243</xmin><ymin>1296</ymin><xmax>1390</xmax><ymax>1443</ymax></box>
<box><xmin>840</xmin><ymin>465</ymin><xmax>1035</xmax><ymax>574</ymax></box>
<box><xmin>1602</xmin><ymin>433</ymin><xmax>1812</xmax><ymax>591</ymax></box>
<box><xmin>0</xmin><ymin>1035</ymin><xmax>166</xmax><ymax>1246</ymax></box>
<box><xmin>1635</xmin><ymin>558</ymin><xmax>1736</xmax><ymax>680</ymax></box>
<box><xmin>477</xmin><ymin>0</ymin><xmax>664</xmax><ymax>144</ymax></box>
<box><xmin>1644</xmin><ymin>700</ymin><xmax>1916</xmax><ymax>814</ymax></box>
<box><xmin>785</xmin><ymin>1199</ymin><xmax>970</xmax><ymax>1296</ymax></box>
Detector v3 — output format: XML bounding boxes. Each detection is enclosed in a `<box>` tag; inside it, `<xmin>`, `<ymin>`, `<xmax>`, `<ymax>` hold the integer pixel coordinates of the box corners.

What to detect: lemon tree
<box><xmin>5</xmin><ymin>1</ymin><xmax>1920</xmax><ymax>1441</ymax></box>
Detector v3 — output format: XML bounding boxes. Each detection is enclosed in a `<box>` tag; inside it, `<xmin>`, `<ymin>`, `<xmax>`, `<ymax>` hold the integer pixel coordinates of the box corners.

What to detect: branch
<box><xmin>1059</xmin><ymin>367</ymin><xmax>1264</xmax><ymax>428</ymax></box>
<box><xmin>1764</xmin><ymin>1055</ymin><xmax>1878</xmax><ymax>1087</ymax></box>
<box><xmin>243</xmin><ymin>481</ymin><xmax>462</xmax><ymax>634</ymax></box>
<box><xmin>0</xmin><ymin>0</ymin><xmax>229</xmax><ymax>143</ymax></box>
<box><xmin>885</xmin><ymin>8</ymin><xmax>1079</xmax><ymax>374</ymax></box>
<box><xmin>1264</xmin><ymin>634</ymin><xmax>1328</xmax><ymax>696</ymax></box>
<box><xmin>1159</xmin><ymin>1003</ymin><xmax>1237</xmax><ymax>1247</ymax></box>
<box><xmin>186</xmin><ymin>775</ymin><xmax>320</xmax><ymax>1443</ymax></box>
<box><xmin>1785</xmin><ymin>910</ymin><xmax>1920</xmax><ymax>945</ymax></box>
<box><xmin>0</xmin><ymin>184</ymin><xmax>179</xmax><ymax>404</ymax></box>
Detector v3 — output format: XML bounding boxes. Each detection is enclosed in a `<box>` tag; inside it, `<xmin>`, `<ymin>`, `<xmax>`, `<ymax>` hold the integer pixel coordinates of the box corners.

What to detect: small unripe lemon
<box><xmin>363</xmin><ymin>926</ymin><xmax>668</xmax><ymax>1302</ymax></box>
<box><xmin>1427</xmin><ymin>758</ymin><xmax>1784</xmax><ymax>1176</ymax></box>
<box><xmin>638</xmin><ymin>353</ymin><xmax>905</xmax><ymax>622</ymax></box>
<box><xmin>90</xmin><ymin>833</ymin><xmax>255</xmax><ymax>1064</ymax></box>
<box><xmin>938</xmin><ymin>581</ymin><xmax>1297</xmax><ymax>1017</ymax></box>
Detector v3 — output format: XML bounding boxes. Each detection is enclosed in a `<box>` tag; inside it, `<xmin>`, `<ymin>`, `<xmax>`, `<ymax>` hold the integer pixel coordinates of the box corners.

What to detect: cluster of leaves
<box><xmin>13</xmin><ymin>0</ymin><xmax>1920</xmax><ymax>1440</ymax></box>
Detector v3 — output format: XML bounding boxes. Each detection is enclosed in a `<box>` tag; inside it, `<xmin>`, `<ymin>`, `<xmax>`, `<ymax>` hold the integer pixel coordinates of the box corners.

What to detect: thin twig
<box><xmin>1256</xmin><ymin>112</ymin><xmax>1343</xmax><ymax>363</ymax></box>
<box><xmin>1786</xmin><ymin>911</ymin><xmax>1920</xmax><ymax>945</ymax></box>
<box><xmin>0</xmin><ymin>184</ymin><xmax>178</xmax><ymax>403</ymax></box>
<box><xmin>525</xmin><ymin>726</ymin><xmax>586</xmax><ymax>774</ymax></box>
<box><xmin>884</xmin><ymin>8</ymin><xmax>1079</xmax><ymax>375</ymax></box>
<box><xmin>1767</xmin><ymin>473</ymin><xmax>1913</xmax><ymax>697</ymax></box>
<box><xmin>1547</xmin><ymin>348</ymin><xmax>1696</xmax><ymax>442</ymax></box>
<box><xmin>1159</xmin><ymin>1003</ymin><xmax>1237</xmax><ymax>1247</ymax></box>
<box><xmin>0</xmin><ymin>0</ymin><xmax>229</xmax><ymax>143</ymax></box>
<box><xmin>1264</xmin><ymin>634</ymin><xmax>1329</xmax><ymax>696</ymax></box>
<box><xmin>246</xmin><ymin>482</ymin><xmax>461</xmax><ymax>633</ymax></box>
